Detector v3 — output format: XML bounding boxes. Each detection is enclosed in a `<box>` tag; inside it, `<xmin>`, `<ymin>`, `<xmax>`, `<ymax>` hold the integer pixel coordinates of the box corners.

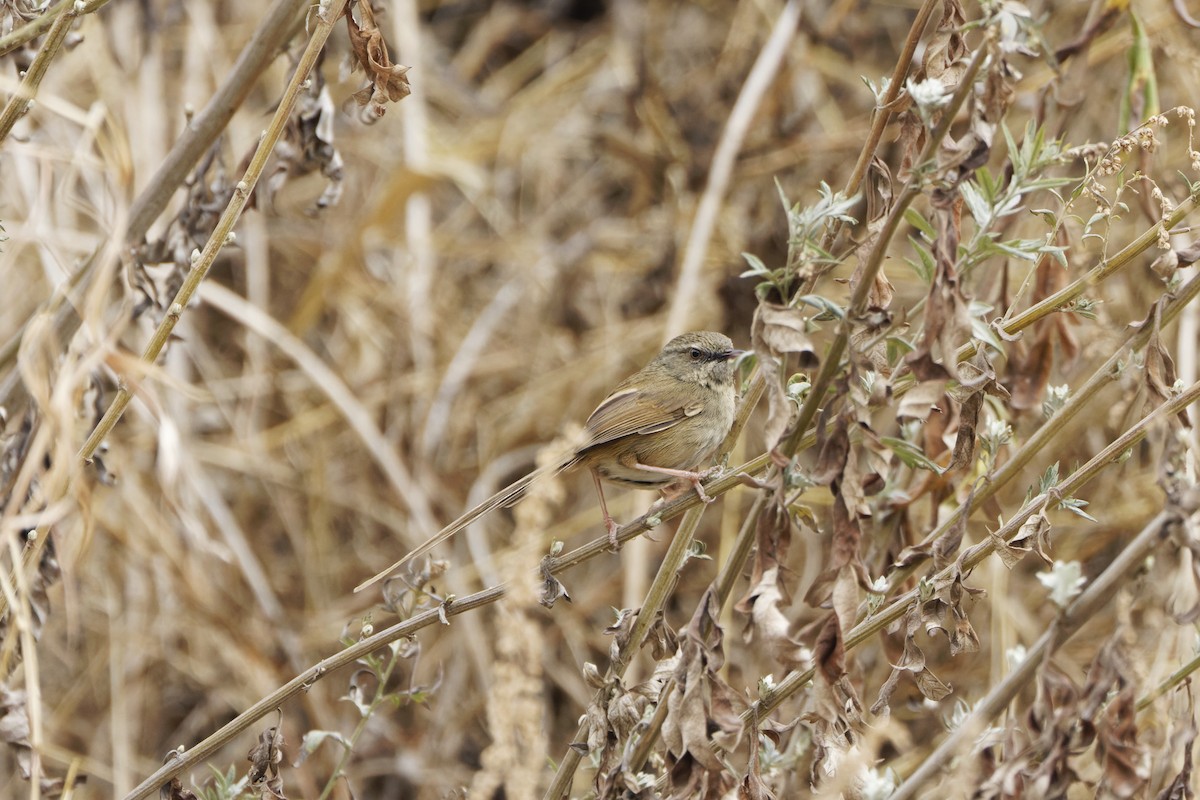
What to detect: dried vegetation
<box><xmin>2</xmin><ymin>0</ymin><xmax>1200</xmax><ymax>798</ymax></box>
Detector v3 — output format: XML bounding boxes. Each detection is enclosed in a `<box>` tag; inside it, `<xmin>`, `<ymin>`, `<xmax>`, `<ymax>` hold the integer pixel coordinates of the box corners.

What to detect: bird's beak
<box><xmin>721</xmin><ymin>348</ymin><xmax>746</xmax><ymax>361</ymax></box>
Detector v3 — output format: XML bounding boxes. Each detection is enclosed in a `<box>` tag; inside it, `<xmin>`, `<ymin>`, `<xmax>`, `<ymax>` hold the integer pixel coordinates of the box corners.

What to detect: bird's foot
<box><xmin>605</xmin><ymin>516</ymin><xmax>622</xmax><ymax>551</ymax></box>
<box><xmin>636</xmin><ymin>461</ymin><xmax>722</xmax><ymax>505</ymax></box>
<box><xmin>689</xmin><ymin>477</ymin><xmax>715</xmax><ymax>504</ymax></box>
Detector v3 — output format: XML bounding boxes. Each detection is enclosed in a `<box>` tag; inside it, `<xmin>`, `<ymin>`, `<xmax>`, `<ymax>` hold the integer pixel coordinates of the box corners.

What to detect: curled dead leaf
<box><xmin>871</xmin><ymin>606</ymin><xmax>953</xmax><ymax>716</ymax></box>
<box><xmin>345</xmin><ymin>1</ymin><xmax>411</xmax><ymax>117</ymax></box>
<box><xmin>752</xmin><ymin>303</ymin><xmax>818</xmax><ymax>449</ymax></box>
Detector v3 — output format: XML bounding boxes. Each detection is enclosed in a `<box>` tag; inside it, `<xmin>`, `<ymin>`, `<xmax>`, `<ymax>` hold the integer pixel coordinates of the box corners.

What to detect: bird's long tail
<box><xmin>354</xmin><ymin>456</ymin><xmax>573</xmax><ymax>593</ymax></box>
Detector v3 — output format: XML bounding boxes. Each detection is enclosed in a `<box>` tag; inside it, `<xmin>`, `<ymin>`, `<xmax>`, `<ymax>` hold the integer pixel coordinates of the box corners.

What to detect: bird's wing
<box><xmin>578</xmin><ymin>387</ymin><xmax>702</xmax><ymax>453</ymax></box>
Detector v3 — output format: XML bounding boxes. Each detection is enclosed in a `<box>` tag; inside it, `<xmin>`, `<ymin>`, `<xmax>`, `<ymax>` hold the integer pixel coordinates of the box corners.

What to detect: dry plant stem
<box><xmin>0</xmin><ymin>0</ymin><xmax>306</xmax><ymax>411</ymax></box>
<box><xmin>746</xmin><ymin>378</ymin><xmax>1200</xmax><ymax>727</ymax></box>
<box><xmin>891</xmin><ymin>509</ymin><xmax>1177</xmax><ymax>800</ymax></box>
<box><xmin>782</xmin><ymin>38</ymin><xmax>992</xmax><ymax>457</ymax></box>
<box><xmin>1138</xmin><ymin>650</ymin><xmax>1200</xmax><ymax>711</ymax></box>
<box><xmin>820</xmin><ymin>0</ymin><xmax>938</xmax><ymax>251</ymax></box>
<box><xmin>0</xmin><ymin>0</ymin><xmax>70</xmax><ymax>56</ymax></box>
<box><xmin>1</xmin><ymin>534</ymin><xmax>44</xmax><ymax>800</ymax></box>
<box><xmin>121</xmin><ymin>585</ymin><xmax>503</xmax><ymax>800</ymax></box>
<box><xmin>543</xmin><ymin>507</ymin><xmax>708</xmax><ymax>800</ymax></box>
<box><xmin>663</xmin><ymin>0</ymin><xmax>800</xmax><ymax>336</ymax></box>
<box><xmin>891</xmin><ymin>269</ymin><xmax>1200</xmax><ymax>587</ymax></box>
<box><xmin>78</xmin><ymin>0</ymin><xmax>349</xmax><ymax>463</ymax></box>
<box><xmin>201</xmin><ymin>282</ymin><xmax>440</xmax><ymax>535</ymax></box>
<box><xmin>965</xmin><ymin>181</ymin><xmax>1200</xmax><ymax>363</ymax></box>
<box><xmin>0</xmin><ymin>0</ymin><xmax>81</xmax><ymax>145</ymax></box>
<box><xmin>123</xmin><ymin>0</ymin><xmax>308</xmax><ymax>244</ymax></box>
<box><xmin>393</xmin><ymin>0</ymin><xmax>436</xmax><ymax>377</ymax></box>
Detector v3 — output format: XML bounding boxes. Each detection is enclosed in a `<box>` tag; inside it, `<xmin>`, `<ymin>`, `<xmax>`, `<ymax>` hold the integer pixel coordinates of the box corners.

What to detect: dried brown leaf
<box><xmin>735</xmin><ymin>500</ymin><xmax>810</xmax><ymax>669</ymax></box>
<box><xmin>812</xmin><ymin>410</ymin><xmax>850</xmax><ymax>486</ymax></box>
<box><xmin>897</xmin><ymin>380</ymin><xmax>947</xmax><ymax>422</ymax></box>
<box><xmin>160</xmin><ymin>776</ymin><xmax>199</xmax><ymax>800</ymax></box>
<box><xmin>247</xmin><ymin>726</ymin><xmax>284</xmax><ymax>787</ymax></box>
<box><xmin>805</xmin><ymin>491</ymin><xmax>871</xmax><ymax>607</ymax></box>
<box><xmin>345</xmin><ymin>1</ymin><xmax>411</xmax><ymax>116</ymax></box>
<box><xmin>1096</xmin><ymin>687</ymin><xmax>1148</xmax><ymax>798</ymax></box>
<box><xmin>663</xmin><ymin>591</ymin><xmax>745</xmax><ymax>780</ymax></box>
<box><xmin>989</xmin><ymin>512</ymin><xmax>1052</xmax><ymax>569</ymax></box>
<box><xmin>871</xmin><ymin>606</ymin><xmax>952</xmax><ymax>716</ymax></box>
<box><xmin>0</xmin><ymin>686</ymin><xmax>31</xmax><ymax>779</ymax></box>
<box><xmin>1144</xmin><ymin>305</ymin><xmax>1190</xmax><ymax>427</ymax></box>
<box><xmin>921</xmin><ymin>571</ymin><xmax>982</xmax><ymax>656</ymax></box>
<box><xmin>850</xmin><ymin>160</ymin><xmax>896</xmax><ymax>312</ymax></box>
<box><xmin>813</xmin><ymin>612</ymin><xmax>845</xmax><ymax>684</ymax></box>
<box><xmin>906</xmin><ymin>197</ymin><xmax>972</xmax><ymax>383</ymax></box>
<box><xmin>739</xmin><ymin>727</ymin><xmax>776</xmax><ymax>800</ymax></box>
<box><xmin>1154</xmin><ymin>685</ymin><xmax>1196</xmax><ymax>800</ymax></box>
<box><xmin>932</xmin><ymin>490</ymin><xmax>970</xmax><ymax>570</ymax></box>
<box><xmin>736</xmin><ymin>499</ymin><xmax>794</xmax><ymax>613</ymax></box>
<box><xmin>740</xmin><ymin>566</ymin><xmax>807</xmax><ymax>670</ymax></box>
<box><xmin>538</xmin><ymin>558</ymin><xmax>571</xmax><ymax>607</ymax></box>
<box><xmin>752</xmin><ymin>303</ymin><xmax>818</xmax><ymax>449</ymax></box>
<box><xmin>1009</xmin><ymin>252</ymin><xmax>1075</xmax><ymax>410</ymax></box>
<box><xmin>947</xmin><ymin>390</ymin><xmax>982</xmax><ymax>472</ymax></box>
<box><xmin>254</xmin><ymin>57</ymin><xmax>345</xmax><ymax>214</ymax></box>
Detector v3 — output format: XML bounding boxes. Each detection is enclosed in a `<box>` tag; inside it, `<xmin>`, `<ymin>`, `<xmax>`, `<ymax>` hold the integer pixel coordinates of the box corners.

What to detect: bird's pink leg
<box><xmin>634</xmin><ymin>462</ymin><xmax>719</xmax><ymax>504</ymax></box>
<box><xmin>591</xmin><ymin>468</ymin><xmax>623</xmax><ymax>550</ymax></box>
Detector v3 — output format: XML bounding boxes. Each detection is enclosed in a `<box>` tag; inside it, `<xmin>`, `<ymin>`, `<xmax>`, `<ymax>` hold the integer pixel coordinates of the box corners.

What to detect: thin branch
<box><xmin>200</xmin><ymin>282</ymin><xmax>440</xmax><ymax>536</ymax></box>
<box><xmin>891</xmin><ymin>509</ymin><xmax>1178</xmax><ymax>800</ymax></box>
<box><xmin>782</xmin><ymin>34</ymin><xmax>994</xmax><ymax>457</ymax></box>
<box><xmin>0</xmin><ymin>0</ymin><xmax>79</xmax><ymax>145</ymax></box>
<box><xmin>817</xmin><ymin>0</ymin><xmax>938</xmax><ymax>255</ymax></box>
<box><xmin>0</xmin><ymin>0</ymin><xmax>70</xmax><ymax>56</ymax></box>
<box><xmin>79</xmin><ymin>0</ymin><xmax>349</xmax><ymax>463</ymax></box>
<box><xmin>0</xmin><ymin>0</ymin><xmax>308</xmax><ymax>413</ymax></box>
<box><xmin>746</xmin><ymin>378</ymin><xmax>1200</xmax><ymax>727</ymax></box>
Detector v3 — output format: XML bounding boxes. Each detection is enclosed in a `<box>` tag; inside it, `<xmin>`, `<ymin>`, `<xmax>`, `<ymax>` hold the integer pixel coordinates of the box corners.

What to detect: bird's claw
<box><xmin>605</xmin><ymin>518</ymin><xmax>622</xmax><ymax>551</ymax></box>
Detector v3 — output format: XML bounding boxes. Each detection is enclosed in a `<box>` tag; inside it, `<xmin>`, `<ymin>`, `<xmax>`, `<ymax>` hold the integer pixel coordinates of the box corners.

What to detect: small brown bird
<box><xmin>354</xmin><ymin>331</ymin><xmax>744</xmax><ymax>593</ymax></box>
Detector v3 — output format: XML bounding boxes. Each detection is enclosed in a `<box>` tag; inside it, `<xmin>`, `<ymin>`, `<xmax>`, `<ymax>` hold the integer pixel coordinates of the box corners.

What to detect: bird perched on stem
<box><xmin>355</xmin><ymin>331</ymin><xmax>745</xmax><ymax>593</ymax></box>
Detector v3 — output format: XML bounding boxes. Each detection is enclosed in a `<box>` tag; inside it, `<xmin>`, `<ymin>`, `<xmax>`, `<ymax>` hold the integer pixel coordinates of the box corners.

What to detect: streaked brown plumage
<box><xmin>355</xmin><ymin>331</ymin><xmax>743</xmax><ymax>592</ymax></box>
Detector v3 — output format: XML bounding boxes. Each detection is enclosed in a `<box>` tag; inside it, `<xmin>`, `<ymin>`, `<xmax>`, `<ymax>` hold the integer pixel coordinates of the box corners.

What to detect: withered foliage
<box><xmin>0</xmin><ymin>684</ymin><xmax>81</xmax><ymax>797</ymax></box>
<box><xmin>5</xmin><ymin>0</ymin><xmax>1200</xmax><ymax>798</ymax></box>
<box><xmin>343</xmin><ymin>1</ymin><xmax>410</xmax><ymax>118</ymax></box>
<box><xmin>661</xmin><ymin>591</ymin><xmax>745</xmax><ymax>800</ymax></box>
<box><xmin>246</xmin><ymin>726</ymin><xmax>286</xmax><ymax>799</ymax></box>
<box><xmin>251</xmin><ymin>52</ymin><xmax>345</xmax><ymax>215</ymax></box>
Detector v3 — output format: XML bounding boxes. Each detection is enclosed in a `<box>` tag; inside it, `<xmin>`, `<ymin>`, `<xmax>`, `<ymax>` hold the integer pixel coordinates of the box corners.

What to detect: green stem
<box><xmin>317</xmin><ymin>647</ymin><xmax>403</xmax><ymax>800</ymax></box>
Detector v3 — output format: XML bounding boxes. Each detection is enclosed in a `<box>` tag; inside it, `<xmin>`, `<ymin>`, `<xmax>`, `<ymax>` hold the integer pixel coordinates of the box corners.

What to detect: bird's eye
<box><xmin>690</xmin><ymin>348</ymin><xmax>702</xmax><ymax>360</ymax></box>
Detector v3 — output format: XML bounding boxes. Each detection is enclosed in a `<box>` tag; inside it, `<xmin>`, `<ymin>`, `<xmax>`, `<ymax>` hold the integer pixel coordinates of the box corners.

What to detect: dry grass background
<box><xmin>3</xmin><ymin>0</ymin><xmax>1200</xmax><ymax>798</ymax></box>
